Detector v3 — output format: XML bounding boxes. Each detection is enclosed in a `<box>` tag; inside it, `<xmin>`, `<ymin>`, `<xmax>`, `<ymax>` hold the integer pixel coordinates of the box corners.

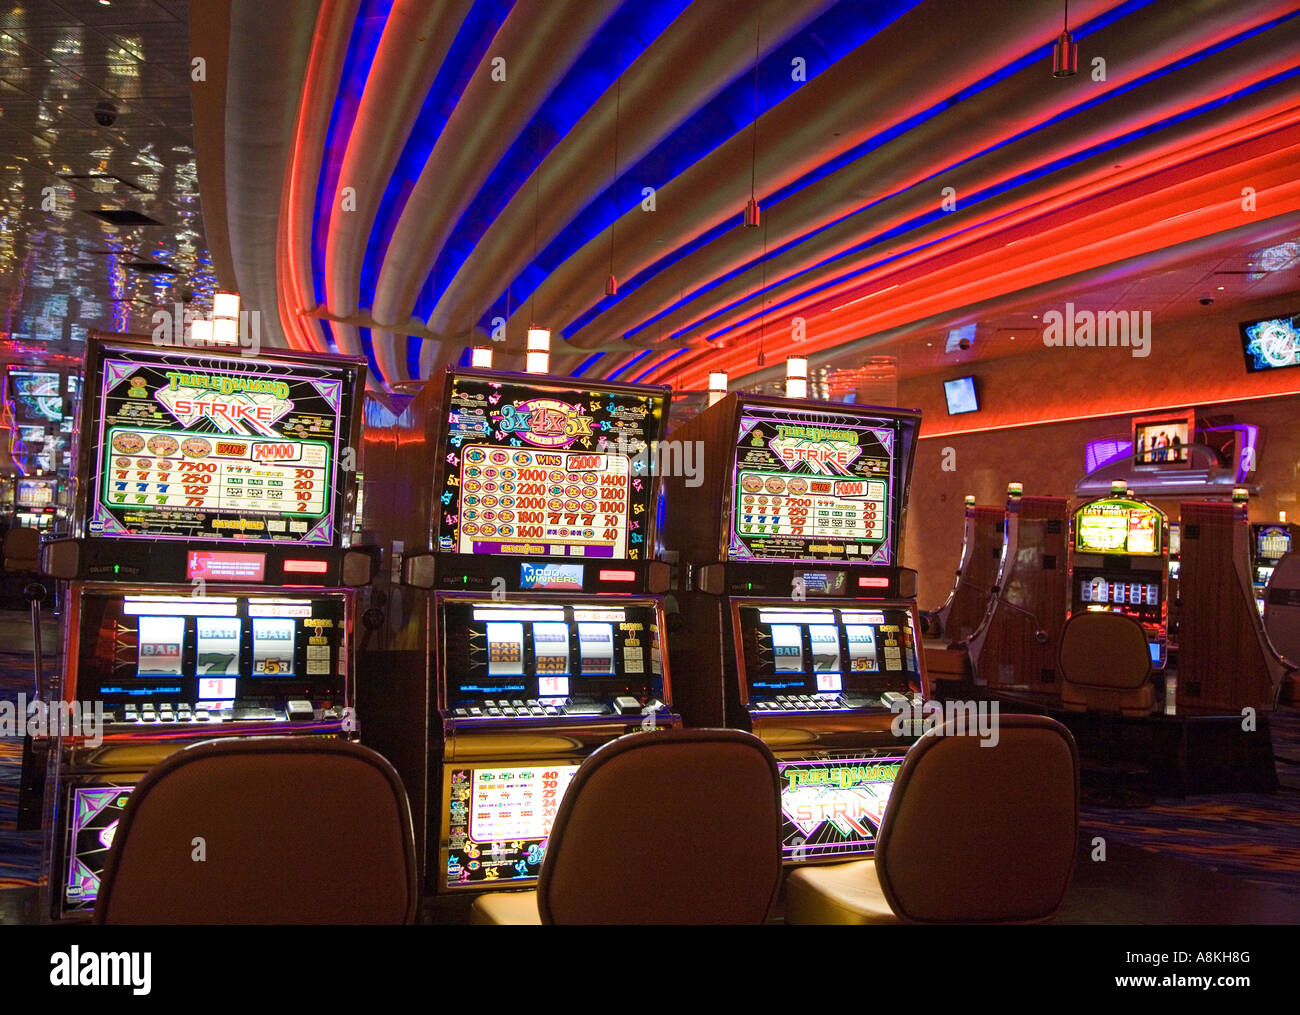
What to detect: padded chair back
<box><xmin>1263</xmin><ymin>552</ymin><xmax>1300</xmax><ymax>666</ymax></box>
<box><xmin>95</xmin><ymin>737</ymin><xmax>418</xmax><ymax>924</ymax></box>
<box><xmin>875</xmin><ymin>714</ymin><xmax>1078</xmax><ymax>923</ymax></box>
<box><xmin>537</xmin><ymin>728</ymin><xmax>782</xmax><ymax>924</ymax></box>
<box><xmin>3</xmin><ymin>527</ymin><xmax>39</xmax><ymax>572</ymax></box>
<box><xmin>1058</xmin><ymin>611</ymin><xmax>1154</xmax><ymax>715</ymax></box>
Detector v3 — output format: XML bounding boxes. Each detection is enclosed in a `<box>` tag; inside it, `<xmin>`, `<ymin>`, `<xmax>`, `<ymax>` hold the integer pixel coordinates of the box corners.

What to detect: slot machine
<box><xmin>661</xmin><ymin>392</ymin><xmax>926</xmax><ymax>867</ymax></box>
<box><xmin>400</xmin><ymin>367</ymin><xmax>677</xmax><ymax>898</ymax></box>
<box><xmin>39</xmin><ymin>336</ymin><xmax>374</xmax><ymax>920</ymax></box>
<box><xmin>1250</xmin><ymin>523</ymin><xmax>1295</xmax><ymax>615</ymax></box>
<box><xmin>928</xmin><ymin>494</ymin><xmax>1005</xmax><ymax>646</ymax></box>
<box><xmin>1069</xmin><ymin>480</ymin><xmax>1169</xmax><ymax>669</ymax></box>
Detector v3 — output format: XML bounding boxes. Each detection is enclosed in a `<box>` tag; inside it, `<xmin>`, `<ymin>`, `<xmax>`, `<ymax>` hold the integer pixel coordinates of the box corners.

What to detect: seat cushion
<box><xmin>471</xmin><ymin>890</ymin><xmax>543</xmax><ymax>925</ymax></box>
<box><xmin>784</xmin><ymin>860</ymin><xmax>899</xmax><ymax>925</ymax></box>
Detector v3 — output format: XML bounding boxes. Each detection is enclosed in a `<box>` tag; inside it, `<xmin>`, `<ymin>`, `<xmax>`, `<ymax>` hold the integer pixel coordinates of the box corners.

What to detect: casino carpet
<box><xmin>0</xmin><ymin>607</ymin><xmax>1298</xmax><ymax>907</ymax></box>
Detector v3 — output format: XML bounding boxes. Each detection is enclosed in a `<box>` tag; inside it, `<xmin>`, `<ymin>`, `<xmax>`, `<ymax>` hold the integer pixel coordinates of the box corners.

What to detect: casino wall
<box><xmin>901</xmin><ymin>293</ymin><xmax>1300</xmax><ymax>608</ymax></box>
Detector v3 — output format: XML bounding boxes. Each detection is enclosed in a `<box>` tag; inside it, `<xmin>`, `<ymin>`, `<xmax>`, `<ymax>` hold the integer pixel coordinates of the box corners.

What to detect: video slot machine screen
<box><xmin>1240</xmin><ymin>312</ymin><xmax>1300</xmax><ymax>372</ymax></box>
<box><xmin>74</xmin><ymin>591</ymin><xmax>345</xmax><ymax>712</ymax></box>
<box><xmin>444</xmin><ymin>763</ymin><xmax>579</xmax><ymax>888</ymax></box>
<box><xmin>1074</xmin><ymin>499</ymin><xmax>1163</xmax><ymax>555</ymax></box>
<box><xmin>85</xmin><ymin>344</ymin><xmax>360</xmax><ymax>546</ymax></box>
<box><xmin>439</xmin><ymin>600</ymin><xmax>664</xmax><ymax>706</ymax></box>
<box><xmin>737</xmin><ymin>605</ymin><xmax>920</xmax><ymax>701</ymax></box>
<box><xmin>16</xmin><ymin>477</ymin><xmax>56</xmax><ymax>508</ymax></box>
<box><xmin>729</xmin><ymin>404</ymin><xmax>910</xmax><ymax>565</ymax></box>
<box><xmin>438</xmin><ymin>374</ymin><xmax>667</xmax><ymax>561</ymax></box>
<box><xmin>63</xmin><ymin>783</ymin><xmax>134</xmax><ymax>913</ymax></box>
<box><xmin>7</xmin><ymin>370</ymin><xmax>64</xmax><ymax>423</ymax></box>
<box><xmin>778</xmin><ymin>755</ymin><xmax>905</xmax><ymax>861</ymax></box>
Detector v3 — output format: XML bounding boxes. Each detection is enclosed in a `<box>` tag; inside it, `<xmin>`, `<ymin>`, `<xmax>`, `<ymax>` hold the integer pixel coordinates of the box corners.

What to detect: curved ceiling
<box><xmin>205</xmin><ymin>0</ymin><xmax>1300</xmax><ymax>394</ymax></box>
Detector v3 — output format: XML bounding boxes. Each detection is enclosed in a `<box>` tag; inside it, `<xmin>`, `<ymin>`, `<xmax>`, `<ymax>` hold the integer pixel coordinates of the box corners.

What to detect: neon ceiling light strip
<box><xmin>665</xmin><ymin>74</ymin><xmax>1300</xmax><ymax>388</ymax></box>
<box><xmin>630</xmin><ymin>347</ymin><xmax>686</xmax><ymax>383</ymax></box>
<box><xmin>310</xmin><ymin>0</ymin><xmax>394</xmax><ymax>355</ymax></box>
<box><xmin>480</xmin><ymin>0</ymin><xmax>921</xmax><ymax>342</ymax></box>
<box><xmin>568</xmin><ymin>0</ymin><xmax>1159</xmax><ymax>348</ymax></box>
<box><xmin>661</xmin><ymin>24</ymin><xmax>1300</xmax><ymax>353</ymax></box>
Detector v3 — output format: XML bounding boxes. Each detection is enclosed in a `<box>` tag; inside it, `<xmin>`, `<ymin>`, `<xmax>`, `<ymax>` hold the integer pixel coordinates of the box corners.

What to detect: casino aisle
<box><xmin>1</xmin><ymin>2</ymin><xmax>1300</xmax><ymax>988</ymax></box>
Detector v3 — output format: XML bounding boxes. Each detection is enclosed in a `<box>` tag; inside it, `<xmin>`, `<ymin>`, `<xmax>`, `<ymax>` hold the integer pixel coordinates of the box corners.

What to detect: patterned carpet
<box><xmin>1</xmin><ymin>609</ymin><xmax>1298</xmax><ymax>899</ymax></box>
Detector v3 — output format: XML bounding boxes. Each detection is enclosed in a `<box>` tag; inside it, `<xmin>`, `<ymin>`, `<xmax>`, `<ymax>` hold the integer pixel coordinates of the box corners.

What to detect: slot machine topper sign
<box><xmin>87</xmin><ymin>347</ymin><xmax>353</xmax><ymax>546</ymax></box>
<box><xmin>440</xmin><ymin>376</ymin><xmax>665</xmax><ymax>560</ymax></box>
<box><xmin>731</xmin><ymin>406</ymin><xmax>898</xmax><ymax>564</ymax></box>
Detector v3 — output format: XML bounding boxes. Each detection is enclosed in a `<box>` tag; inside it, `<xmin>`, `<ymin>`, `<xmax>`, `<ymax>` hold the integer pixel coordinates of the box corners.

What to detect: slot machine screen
<box><xmin>1256</xmin><ymin>526</ymin><xmax>1291</xmax><ymax>562</ymax></box>
<box><xmin>84</xmin><ymin>343</ymin><xmax>360</xmax><ymax>546</ymax></box>
<box><xmin>439</xmin><ymin>601</ymin><xmax>664</xmax><ymax>706</ymax></box>
<box><xmin>438</xmin><ymin>373</ymin><xmax>667</xmax><ymax>561</ymax></box>
<box><xmin>737</xmin><ymin>605</ymin><xmax>920</xmax><ymax>701</ymax></box>
<box><xmin>1074</xmin><ymin>499</ymin><xmax>1162</xmax><ymax>555</ymax></box>
<box><xmin>778</xmin><ymin>755</ymin><xmax>905</xmax><ymax>861</ymax></box>
<box><xmin>729</xmin><ymin>405</ymin><xmax>910</xmax><ymax>565</ymax></box>
<box><xmin>16</xmin><ymin>477</ymin><xmax>56</xmax><ymax>508</ymax></box>
<box><xmin>443</xmin><ymin>763</ymin><xmax>579</xmax><ymax>888</ymax></box>
<box><xmin>63</xmin><ymin>784</ymin><xmax>134</xmax><ymax>913</ymax></box>
<box><xmin>74</xmin><ymin>591</ymin><xmax>346</xmax><ymax>711</ymax></box>
<box><xmin>8</xmin><ymin>370</ymin><xmax>64</xmax><ymax>423</ymax></box>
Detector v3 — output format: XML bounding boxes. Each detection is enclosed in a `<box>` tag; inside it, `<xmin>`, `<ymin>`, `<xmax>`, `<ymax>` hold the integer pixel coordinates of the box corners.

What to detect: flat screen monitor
<box><xmin>8</xmin><ymin>370</ymin><xmax>63</xmax><ymax>423</ymax></box>
<box><xmin>1240</xmin><ymin>312</ymin><xmax>1300</xmax><ymax>372</ymax></box>
<box><xmin>437</xmin><ymin>372</ymin><xmax>667</xmax><ymax>561</ymax></box>
<box><xmin>729</xmin><ymin>404</ymin><xmax>915</xmax><ymax>565</ymax></box>
<box><xmin>1074</xmin><ymin>498</ymin><xmax>1164</xmax><ymax>556</ymax></box>
<box><xmin>943</xmin><ymin>376</ymin><xmax>978</xmax><ymax>415</ymax></box>
<box><xmin>1132</xmin><ymin>411</ymin><xmax>1192</xmax><ymax>467</ymax></box>
<box><xmin>84</xmin><ymin>343</ymin><xmax>362</xmax><ymax>546</ymax></box>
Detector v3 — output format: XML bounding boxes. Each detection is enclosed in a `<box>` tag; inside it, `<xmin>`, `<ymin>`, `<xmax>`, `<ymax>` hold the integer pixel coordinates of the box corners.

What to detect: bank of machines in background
<box><xmin>926</xmin><ymin>495</ymin><xmax>1005</xmax><ymax>647</ymax></box>
<box><xmin>966</xmin><ymin>484</ymin><xmax>1070</xmax><ymax>695</ymax></box>
<box><xmin>37</xmin><ymin>337</ymin><xmax>374</xmax><ymax>920</ymax></box>
<box><xmin>661</xmin><ymin>392</ymin><xmax>925</xmax><ymax>867</ymax></box>
<box><xmin>400</xmin><ymin>368</ymin><xmax>676</xmax><ymax>898</ymax></box>
<box><xmin>1176</xmin><ymin>493</ymin><xmax>1293</xmax><ymax>712</ymax></box>
<box><xmin>1068</xmin><ymin>481</ymin><xmax>1170</xmax><ymax>670</ymax></box>
<box><xmin>1251</xmin><ymin>521</ymin><xmax>1295</xmax><ymax>614</ymax></box>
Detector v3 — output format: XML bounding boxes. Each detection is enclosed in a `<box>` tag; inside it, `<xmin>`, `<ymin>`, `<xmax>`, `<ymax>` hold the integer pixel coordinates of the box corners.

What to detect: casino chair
<box><xmin>785</xmin><ymin>715</ymin><xmax>1078</xmax><ymax>925</ymax></box>
<box><xmin>1058</xmin><ymin>611</ymin><xmax>1156</xmax><ymax>717</ymax></box>
<box><xmin>471</xmin><ymin>728</ymin><xmax>783</xmax><ymax>925</ymax></box>
<box><xmin>94</xmin><ymin>737</ymin><xmax>419</xmax><ymax>925</ymax></box>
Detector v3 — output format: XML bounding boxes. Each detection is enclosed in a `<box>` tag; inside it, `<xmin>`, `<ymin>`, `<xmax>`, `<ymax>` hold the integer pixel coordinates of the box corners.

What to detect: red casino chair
<box><xmin>94</xmin><ymin>737</ymin><xmax>419</xmax><ymax>924</ymax></box>
<box><xmin>471</xmin><ymin>728</ymin><xmax>783</xmax><ymax>924</ymax></box>
<box><xmin>785</xmin><ymin>715</ymin><xmax>1078</xmax><ymax>924</ymax></box>
<box><xmin>1058</xmin><ymin>611</ymin><xmax>1156</xmax><ymax>716</ymax></box>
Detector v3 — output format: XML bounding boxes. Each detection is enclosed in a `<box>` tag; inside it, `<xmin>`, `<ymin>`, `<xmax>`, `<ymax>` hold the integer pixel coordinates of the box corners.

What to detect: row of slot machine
<box><xmin>32</xmin><ymin>336</ymin><xmax>376</xmax><ymax>920</ymax></box>
<box><xmin>399</xmin><ymin>368</ymin><xmax>927</xmax><ymax>899</ymax></box>
<box><xmin>35</xmin><ymin>343</ymin><xmax>930</xmax><ymax>918</ymax></box>
<box><xmin>932</xmin><ymin>479</ymin><xmax>1295</xmax><ymax>711</ymax></box>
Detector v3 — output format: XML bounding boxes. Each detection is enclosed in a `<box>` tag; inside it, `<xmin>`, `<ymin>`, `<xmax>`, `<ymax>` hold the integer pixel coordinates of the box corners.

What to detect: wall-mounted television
<box><xmin>1240</xmin><ymin>312</ymin><xmax>1300</xmax><ymax>372</ymax></box>
<box><xmin>1132</xmin><ymin>410</ymin><xmax>1193</xmax><ymax>468</ymax></box>
<box><xmin>943</xmin><ymin>376</ymin><xmax>979</xmax><ymax>415</ymax></box>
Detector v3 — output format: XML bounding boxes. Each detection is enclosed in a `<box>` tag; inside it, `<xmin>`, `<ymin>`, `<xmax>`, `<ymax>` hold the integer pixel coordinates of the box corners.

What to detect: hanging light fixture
<box><xmin>745</xmin><ymin>21</ymin><xmax>761</xmax><ymax>227</ymax></box>
<box><xmin>213</xmin><ymin>291</ymin><xmax>240</xmax><ymax>319</ymax></box>
<box><xmin>212</xmin><ymin>317</ymin><xmax>239</xmax><ymax>346</ymax></box>
<box><xmin>190</xmin><ymin>317</ymin><xmax>214</xmax><ymax>346</ymax></box>
<box><xmin>1052</xmin><ymin>0</ymin><xmax>1077</xmax><ymax>77</ymax></box>
<box><xmin>708</xmin><ymin>372</ymin><xmax>728</xmax><ymax>406</ymax></box>
<box><xmin>785</xmin><ymin>357</ymin><xmax>807</xmax><ymax>399</ymax></box>
<box><xmin>471</xmin><ymin>347</ymin><xmax>493</xmax><ymax>368</ymax></box>
<box><xmin>526</xmin><ymin>328</ymin><xmax>551</xmax><ymax>374</ymax></box>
